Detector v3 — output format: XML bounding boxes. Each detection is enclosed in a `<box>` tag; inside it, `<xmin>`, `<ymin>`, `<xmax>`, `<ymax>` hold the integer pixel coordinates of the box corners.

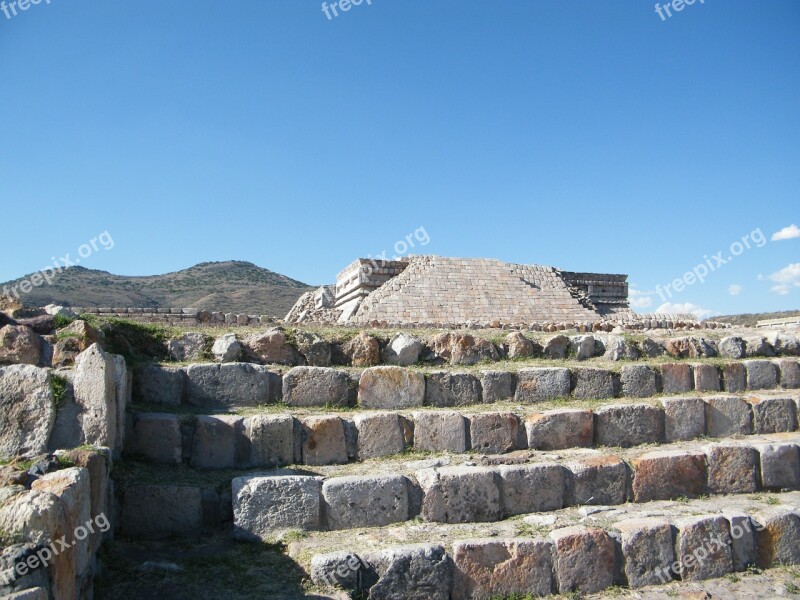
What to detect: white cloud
<box><xmin>629</xmin><ymin>286</ymin><xmax>653</xmax><ymax>310</ymax></box>
<box><xmin>771</xmin><ymin>224</ymin><xmax>800</xmax><ymax>241</ymax></box>
<box><xmin>767</xmin><ymin>263</ymin><xmax>800</xmax><ymax>295</ymax></box>
<box><xmin>655</xmin><ymin>302</ymin><xmax>718</xmax><ymax>321</ymax></box>
<box><xmin>728</xmin><ymin>284</ymin><xmax>742</xmax><ymax>296</ymax></box>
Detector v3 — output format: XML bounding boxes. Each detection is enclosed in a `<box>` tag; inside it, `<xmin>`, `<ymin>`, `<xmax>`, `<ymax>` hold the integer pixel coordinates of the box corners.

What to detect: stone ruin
<box><xmin>286</xmin><ymin>255</ymin><xmax>695</xmax><ymax>328</ymax></box>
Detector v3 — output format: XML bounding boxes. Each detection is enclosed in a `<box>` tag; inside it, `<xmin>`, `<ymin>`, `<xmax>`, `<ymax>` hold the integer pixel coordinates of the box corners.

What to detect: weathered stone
<box><xmin>0</xmin><ymin>365</ymin><xmax>55</xmax><ymax>459</ymax></box>
<box><xmin>549</xmin><ymin>526</ymin><xmax>615</xmax><ymax>594</ymax></box>
<box><xmin>744</xmin><ymin>336</ymin><xmax>775</xmax><ymax>357</ymax></box>
<box><xmin>660</xmin><ymin>364</ymin><xmax>693</xmax><ymax>394</ymax></box>
<box><xmin>363</xmin><ymin>544</ymin><xmax>452</xmax><ymax>600</ymax></box>
<box><xmin>571</xmin><ymin>368</ymin><xmax>616</xmax><ymax>400</ymax></box>
<box><xmin>73</xmin><ymin>344</ymin><xmax>118</xmax><ymax>449</ymax></box>
<box><xmin>52</xmin><ymin>319</ymin><xmax>104</xmax><ymax>366</ymax></box>
<box><xmin>661</xmin><ymin>397</ymin><xmax>705</xmax><ymax>442</ymax></box>
<box><xmin>241</xmin><ymin>414</ymin><xmax>294</xmax><ymax>468</ymax></box>
<box><xmin>503</xmin><ymin>332</ymin><xmax>537</xmax><ymax>359</ymax></box>
<box><xmin>704</xmin><ymin>443</ymin><xmax>759</xmax><ymax>494</ymax></box>
<box><xmin>282</xmin><ymin>366</ymin><xmax>355</xmax><ymax>408</ymax></box>
<box><xmin>301</xmin><ymin>416</ymin><xmax>348</xmax><ymax>466</ymax></box>
<box><xmin>167</xmin><ymin>332</ymin><xmax>208</xmax><ymax>362</ymax></box>
<box><xmin>58</xmin><ymin>448</ymin><xmax>109</xmax><ymax>554</ymax></box>
<box><xmin>745</xmin><ymin>360</ymin><xmax>779</xmax><ymax>390</ymax></box>
<box><xmin>621</xmin><ymin>365</ymin><xmax>657</xmax><ymax>398</ymax></box>
<box><xmin>770</xmin><ymin>333</ymin><xmax>800</xmax><ymax>356</ymax></box>
<box><xmin>211</xmin><ymin>333</ymin><xmax>243</xmax><ymax>362</ymax></box>
<box><xmin>723</xmin><ymin>362</ymin><xmax>747</xmax><ymax>393</ymax></box>
<box><xmin>121</xmin><ymin>484</ymin><xmax>203</xmax><ymax>540</ymax></box>
<box><xmin>705</xmin><ymin>395</ymin><xmax>753</xmax><ymax>436</ymax></box>
<box><xmin>232</xmin><ymin>475</ymin><xmax>321</xmax><ymax>540</ymax></box>
<box><xmin>663</xmin><ymin>337</ymin><xmax>716</xmax><ymax>359</ymax></box>
<box><xmin>594</xmin><ymin>404</ymin><xmax>663</xmax><ymax>448</ymax></box>
<box><xmin>353</xmin><ymin>413</ymin><xmax>406</xmax><ymax>459</ymax></box>
<box><xmin>411</xmin><ymin>411</ymin><xmax>467</xmax><ymax>453</ymax></box>
<box><xmin>480</xmin><ymin>370</ymin><xmax>515</xmax><ymax>403</ymax></box>
<box><xmin>310</xmin><ymin>552</ymin><xmax>367</xmax><ymax>593</ymax></box>
<box><xmin>497</xmin><ymin>463</ymin><xmax>563</xmax><ymax>516</ymax></box>
<box><xmin>322</xmin><ymin>474</ymin><xmax>409</xmax><ymax>529</ymax></box>
<box><xmin>425</xmin><ymin>372</ymin><xmax>482</xmax><ymax>407</ymax></box>
<box><xmin>190</xmin><ymin>415</ymin><xmax>241</xmax><ymax>469</ymax></box>
<box><xmin>694</xmin><ymin>364</ymin><xmax>721</xmax><ymax>392</ymax></box>
<box><xmin>293</xmin><ymin>331</ymin><xmax>332</xmax><ymax>367</ymax></box>
<box><xmin>757</xmin><ymin>443</ymin><xmax>800</xmax><ymax>490</ymax></box>
<box><xmin>358</xmin><ymin>367</ymin><xmax>425</xmax><ymax>409</ymax></box>
<box><xmin>468</xmin><ymin>412</ymin><xmax>521</xmax><ymax>454</ymax></box>
<box><xmin>723</xmin><ymin>510</ymin><xmax>758</xmax><ymax>571</ymax></box>
<box><xmin>615</xmin><ymin>517</ymin><xmax>675</xmax><ymax>588</ymax></box>
<box><xmin>569</xmin><ymin>335</ymin><xmax>595</xmax><ymax>361</ymax></box>
<box><xmin>0</xmin><ymin>325</ymin><xmax>41</xmax><ymax>365</ymax></box>
<box><xmin>133</xmin><ymin>364</ymin><xmax>185</xmax><ymax>405</ymax></box>
<box><xmin>749</xmin><ymin>396</ymin><xmax>798</xmax><ymax>433</ymax></box>
<box><xmin>126</xmin><ymin>413</ymin><xmax>182</xmax><ymax>464</ymax></box>
<box><xmin>564</xmin><ymin>454</ymin><xmax>627</xmax><ymax>506</ymax></box>
<box><xmin>185</xmin><ymin>363</ymin><xmax>271</xmax><ymax>408</ymax></box>
<box><xmin>526</xmin><ymin>409</ymin><xmax>593</xmax><ymax>450</ymax></box>
<box><xmin>631</xmin><ymin>450</ymin><xmax>706</xmax><ymax>502</ymax></box>
<box><xmin>429</xmin><ymin>332</ymin><xmax>500</xmax><ymax>366</ymax></box>
<box><xmin>342</xmin><ymin>332</ymin><xmax>380</xmax><ymax>367</ymax></box>
<box><xmin>543</xmin><ymin>334</ymin><xmax>569</xmax><ymax>359</ymax></box>
<box><xmin>242</xmin><ymin>328</ymin><xmax>301</xmax><ymax>365</ymax></box>
<box><xmin>640</xmin><ymin>338</ymin><xmax>665</xmax><ymax>357</ymax></box>
<box><xmin>514</xmin><ymin>368</ymin><xmax>571</xmax><ymax>402</ymax></box>
<box><xmin>603</xmin><ymin>335</ymin><xmax>640</xmax><ymax>361</ymax></box>
<box><xmin>383</xmin><ymin>333</ymin><xmax>423</xmax><ymax>366</ymax></box>
<box><xmin>416</xmin><ymin>466</ymin><xmax>501</xmax><ymax>524</ymax></box>
<box><xmin>778</xmin><ymin>359</ymin><xmax>800</xmax><ymax>389</ymax></box>
<box><xmin>718</xmin><ymin>336</ymin><xmax>746</xmax><ymax>359</ymax></box>
<box><xmin>754</xmin><ymin>508</ymin><xmax>800</xmax><ymax>568</ymax></box>
<box><xmin>452</xmin><ymin>538</ymin><xmax>553</xmax><ymax>599</ymax></box>
<box><xmin>674</xmin><ymin>515</ymin><xmax>733</xmax><ymax>580</ymax></box>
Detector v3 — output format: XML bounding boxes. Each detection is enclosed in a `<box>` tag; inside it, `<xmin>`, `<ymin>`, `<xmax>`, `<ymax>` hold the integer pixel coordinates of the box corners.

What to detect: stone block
<box><xmin>749</xmin><ymin>396</ymin><xmax>798</xmax><ymax>433</ymax></box>
<box><xmin>722</xmin><ymin>362</ymin><xmax>746</xmax><ymax>392</ymax></box>
<box><xmin>358</xmin><ymin>367</ymin><xmax>425</xmax><ymax>409</ymax></box>
<box><xmin>121</xmin><ymin>484</ymin><xmax>203</xmax><ymax>540</ymax></box>
<box><xmin>694</xmin><ymin>364</ymin><xmax>721</xmax><ymax>392</ymax></box>
<box><xmin>674</xmin><ymin>515</ymin><xmax>733</xmax><ymax>580</ymax></box>
<box><xmin>425</xmin><ymin>372</ymin><xmax>482</xmax><ymax>407</ymax></box>
<box><xmin>322</xmin><ymin>475</ymin><xmax>409</xmax><ymax>530</ymax></box>
<box><xmin>452</xmin><ymin>538</ymin><xmax>553</xmax><ymax>599</ymax></box>
<box><xmin>723</xmin><ymin>510</ymin><xmax>758</xmax><ymax>571</ymax></box>
<box><xmin>73</xmin><ymin>344</ymin><xmax>118</xmax><ymax>449</ymax></box>
<box><xmin>525</xmin><ymin>409</ymin><xmax>593</xmax><ymax>450</ymax></box>
<box><xmin>704</xmin><ymin>443</ymin><xmax>759</xmax><ymax>494</ymax></box>
<box><xmin>621</xmin><ymin>365</ymin><xmax>657</xmax><ymax>398</ymax></box>
<box><xmin>411</xmin><ymin>411</ymin><xmax>467</xmax><ymax>453</ymax></box>
<box><xmin>615</xmin><ymin>517</ymin><xmax>675</xmax><ymax>588</ymax></box>
<box><xmin>549</xmin><ymin>526</ymin><xmax>615</xmax><ymax>594</ymax></box>
<box><xmin>514</xmin><ymin>368</ymin><xmax>571</xmax><ymax>402</ymax></box>
<box><xmin>480</xmin><ymin>370</ymin><xmax>515</xmax><ymax>403</ymax></box>
<box><xmin>282</xmin><ymin>367</ymin><xmax>355</xmax><ymax>408</ymax></box>
<box><xmin>594</xmin><ymin>404</ymin><xmax>663</xmax><ymax>448</ymax></box>
<box><xmin>704</xmin><ymin>395</ymin><xmax>752</xmax><ymax>437</ymax></box>
<box><xmin>745</xmin><ymin>360</ymin><xmax>779</xmax><ymax>390</ymax></box>
<box><xmin>353</xmin><ymin>413</ymin><xmax>406</xmax><ymax>459</ymax></box>
<box><xmin>661</xmin><ymin>364</ymin><xmax>693</xmax><ymax>394</ymax></box>
<box><xmin>126</xmin><ymin>413</ymin><xmax>182</xmax><ymax>465</ymax></box>
<box><xmin>661</xmin><ymin>397</ymin><xmax>705</xmax><ymax>441</ymax></box>
<box><xmin>362</xmin><ymin>544</ymin><xmax>452</xmax><ymax>600</ymax></box>
<box><xmin>754</xmin><ymin>508</ymin><xmax>800</xmax><ymax>568</ymax></box>
<box><xmin>778</xmin><ymin>359</ymin><xmax>800</xmax><ymax>389</ymax></box>
<box><xmin>571</xmin><ymin>368</ymin><xmax>616</xmax><ymax>400</ymax></box>
<box><xmin>564</xmin><ymin>455</ymin><xmax>627</xmax><ymax>506</ymax></box>
<box><xmin>300</xmin><ymin>416</ymin><xmax>348</xmax><ymax>466</ymax></box>
<box><xmin>190</xmin><ymin>415</ymin><xmax>241</xmax><ymax>469</ymax></box>
<box><xmin>241</xmin><ymin>414</ymin><xmax>295</xmax><ymax>468</ymax></box>
<box><xmin>185</xmin><ymin>363</ymin><xmax>270</xmax><ymax>408</ymax></box>
<box><xmin>0</xmin><ymin>365</ymin><xmax>55</xmax><ymax>459</ymax></box>
<box><xmin>757</xmin><ymin>443</ymin><xmax>800</xmax><ymax>490</ymax></box>
<box><xmin>310</xmin><ymin>552</ymin><xmax>367</xmax><ymax>593</ymax></box>
<box><xmin>631</xmin><ymin>450</ymin><xmax>706</xmax><ymax>502</ymax></box>
<box><xmin>133</xmin><ymin>365</ymin><xmax>186</xmax><ymax>406</ymax></box>
<box><xmin>232</xmin><ymin>475</ymin><xmax>321</xmax><ymax>540</ymax></box>
<box><xmin>468</xmin><ymin>412</ymin><xmax>522</xmax><ymax>454</ymax></box>
<box><xmin>497</xmin><ymin>463</ymin><xmax>563</xmax><ymax>516</ymax></box>
<box><xmin>416</xmin><ymin>466</ymin><xmax>501</xmax><ymax>524</ymax></box>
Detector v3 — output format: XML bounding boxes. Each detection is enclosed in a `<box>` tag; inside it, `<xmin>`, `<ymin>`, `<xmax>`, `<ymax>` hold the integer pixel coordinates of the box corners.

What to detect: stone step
<box><xmin>116</xmin><ymin>432</ymin><xmax>800</xmax><ymax>543</ymax></box>
<box><xmin>132</xmin><ymin>358</ymin><xmax>800</xmax><ymax>411</ymax></box>
<box><xmin>298</xmin><ymin>491</ymin><xmax>800</xmax><ymax>598</ymax></box>
<box><xmin>124</xmin><ymin>391</ymin><xmax>800</xmax><ymax>470</ymax></box>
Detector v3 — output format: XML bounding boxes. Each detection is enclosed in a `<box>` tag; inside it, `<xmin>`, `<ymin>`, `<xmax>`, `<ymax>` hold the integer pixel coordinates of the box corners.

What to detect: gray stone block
<box><xmin>358</xmin><ymin>367</ymin><xmax>425</xmax><ymax>409</ymax></box>
<box><xmin>704</xmin><ymin>443</ymin><xmax>759</xmax><ymax>494</ymax></box>
<box><xmin>411</xmin><ymin>411</ymin><xmax>467</xmax><ymax>453</ymax></box>
<box><xmin>660</xmin><ymin>364</ymin><xmax>693</xmax><ymax>394</ymax></box>
<box><xmin>749</xmin><ymin>396</ymin><xmax>798</xmax><ymax>433</ymax></box>
<box><xmin>594</xmin><ymin>404</ymin><xmax>664</xmax><ymax>448</ymax></box>
<box><xmin>425</xmin><ymin>372</ymin><xmax>482</xmax><ymax>407</ymax></box>
<box><xmin>353</xmin><ymin>412</ymin><xmax>406</xmax><ymax>459</ymax></box>
<box><xmin>233</xmin><ymin>475</ymin><xmax>322</xmax><ymax>540</ymax></box>
<box><xmin>621</xmin><ymin>365</ymin><xmax>657</xmax><ymax>398</ymax></box>
<box><xmin>571</xmin><ymin>368</ymin><xmax>616</xmax><ymax>400</ymax></box>
<box><xmin>185</xmin><ymin>363</ymin><xmax>270</xmax><ymax>408</ymax></box>
<box><xmin>468</xmin><ymin>412</ymin><xmax>522</xmax><ymax>454</ymax></box>
<box><xmin>674</xmin><ymin>515</ymin><xmax>733</xmax><ymax>581</ymax></box>
<box><xmin>754</xmin><ymin>509</ymin><xmax>800</xmax><ymax>568</ymax></box>
<box><xmin>722</xmin><ymin>362</ymin><xmax>747</xmax><ymax>392</ymax></box>
<box><xmin>282</xmin><ymin>367</ymin><xmax>355</xmax><ymax>408</ymax></box>
<box><xmin>362</xmin><ymin>544</ymin><xmax>452</xmax><ymax>600</ymax></box>
<box><xmin>704</xmin><ymin>395</ymin><xmax>752</xmax><ymax>437</ymax></box>
<box><xmin>126</xmin><ymin>413</ymin><xmax>182</xmax><ymax>465</ymax></box>
<box><xmin>757</xmin><ymin>443</ymin><xmax>800</xmax><ymax>490</ymax></box>
<box><xmin>322</xmin><ymin>475</ymin><xmax>409</xmax><ymax>530</ymax></box>
<box><xmin>300</xmin><ymin>416</ymin><xmax>348</xmax><ymax>466</ymax></box>
<box><xmin>241</xmin><ymin>414</ymin><xmax>295</xmax><ymax>468</ymax></box>
<box><xmin>480</xmin><ymin>370</ymin><xmax>515</xmax><ymax>403</ymax></box>
<box><xmin>133</xmin><ymin>364</ymin><xmax>185</xmax><ymax>406</ymax></box>
<box><xmin>525</xmin><ymin>409</ymin><xmax>593</xmax><ymax>450</ymax></box>
<box><xmin>661</xmin><ymin>397</ymin><xmax>705</xmax><ymax>441</ymax></box>
<box><xmin>190</xmin><ymin>415</ymin><xmax>241</xmax><ymax>469</ymax></box>
<box><xmin>778</xmin><ymin>359</ymin><xmax>800</xmax><ymax>389</ymax></box>
<box><xmin>723</xmin><ymin>510</ymin><xmax>758</xmax><ymax>571</ymax></box>
<box><xmin>514</xmin><ymin>368</ymin><xmax>571</xmax><ymax>402</ymax></box>
<box><xmin>615</xmin><ymin>518</ymin><xmax>675</xmax><ymax>588</ymax></box>
<box><xmin>416</xmin><ymin>466</ymin><xmax>501</xmax><ymax>524</ymax></box>
<box><xmin>745</xmin><ymin>360</ymin><xmax>779</xmax><ymax>390</ymax></box>
<box><xmin>310</xmin><ymin>552</ymin><xmax>367</xmax><ymax>593</ymax></box>
<box><xmin>564</xmin><ymin>455</ymin><xmax>627</xmax><ymax>506</ymax></box>
<box><xmin>497</xmin><ymin>463</ymin><xmax>563</xmax><ymax>516</ymax></box>
<box><xmin>549</xmin><ymin>526</ymin><xmax>615</xmax><ymax>594</ymax></box>
<box><xmin>693</xmin><ymin>364</ymin><xmax>721</xmax><ymax>392</ymax></box>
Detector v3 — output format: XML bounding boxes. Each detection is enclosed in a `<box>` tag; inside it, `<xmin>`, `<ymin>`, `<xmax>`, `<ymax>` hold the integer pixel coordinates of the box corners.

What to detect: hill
<box><xmin>712</xmin><ymin>310</ymin><xmax>800</xmax><ymax>327</ymax></box>
<box><xmin>0</xmin><ymin>261</ymin><xmax>315</xmax><ymax>317</ymax></box>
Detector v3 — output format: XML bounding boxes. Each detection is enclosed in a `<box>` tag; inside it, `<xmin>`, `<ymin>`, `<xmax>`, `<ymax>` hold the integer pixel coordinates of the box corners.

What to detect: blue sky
<box><xmin>1</xmin><ymin>0</ymin><xmax>798</xmax><ymax>317</ymax></box>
